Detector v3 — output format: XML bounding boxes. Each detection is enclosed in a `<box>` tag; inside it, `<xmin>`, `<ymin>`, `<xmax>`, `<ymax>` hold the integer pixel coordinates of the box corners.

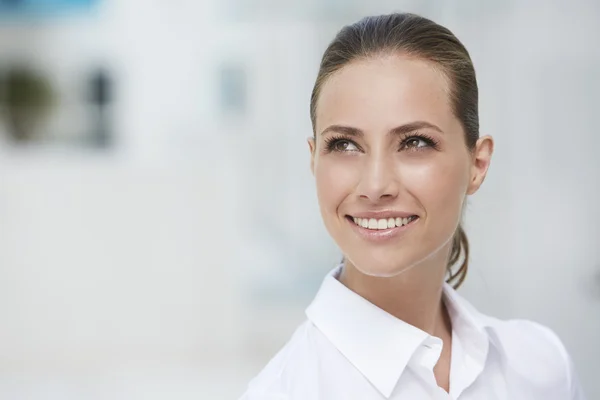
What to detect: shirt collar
<box><xmin>305</xmin><ymin>264</ymin><xmax>494</xmax><ymax>398</ymax></box>
<box><xmin>442</xmin><ymin>280</ymin><xmax>492</xmax><ymax>356</ymax></box>
<box><xmin>442</xmin><ymin>280</ymin><xmax>493</xmax><ymax>397</ymax></box>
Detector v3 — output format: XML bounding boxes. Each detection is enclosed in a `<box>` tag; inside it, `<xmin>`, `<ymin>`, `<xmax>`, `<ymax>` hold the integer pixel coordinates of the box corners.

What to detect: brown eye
<box><xmin>334</xmin><ymin>140</ymin><xmax>353</xmax><ymax>151</ymax></box>
<box><xmin>325</xmin><ymin>138</ymin><xmax>359</xmax><ymax>153</ymax></box>
<box><xmin>403</xmin><ymin>137</ymin><xmax>431</xmax><ymax>150</ymax></box>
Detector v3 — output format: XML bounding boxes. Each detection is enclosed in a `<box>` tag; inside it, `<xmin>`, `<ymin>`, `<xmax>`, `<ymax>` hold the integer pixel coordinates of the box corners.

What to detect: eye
<box><xmin>324</xmin><ymin>137</ymin><xmax>360</xmax><ymax>153</ymax></box>
<box><xmin>400</xmin><ymin>133</ymin><xmax>439</xmax><ymax>151</ymax></box>
<box><xmin>405</xmin><ymin>137</ymin><xmax>429</xmax><ymax>149</ymax></box>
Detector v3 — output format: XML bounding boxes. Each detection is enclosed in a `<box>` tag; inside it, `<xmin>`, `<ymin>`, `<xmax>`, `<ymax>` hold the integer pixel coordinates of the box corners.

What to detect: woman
<box><xmin>240</xmin><ymin>13</ymin><xmax>586</xmax><ymax>399</ymax></box>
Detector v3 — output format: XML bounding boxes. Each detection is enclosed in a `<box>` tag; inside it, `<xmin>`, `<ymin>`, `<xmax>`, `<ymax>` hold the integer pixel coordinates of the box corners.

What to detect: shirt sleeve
<box><xmin>533</xmin><ymin>322</ymin><xmax>587</xmax><ymax>400</ymax></box>
<box><xmin>565</xmin><ymin>351</ymin><xmax>587</xmax><ymax>400</ymax></box>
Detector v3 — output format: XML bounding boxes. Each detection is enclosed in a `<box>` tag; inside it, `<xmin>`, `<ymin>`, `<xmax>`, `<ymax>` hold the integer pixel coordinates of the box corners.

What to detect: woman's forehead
<box><xmin>315</xmin><ymin>55</ymin><xmax>455</xmax><ymax>134</ymax></box>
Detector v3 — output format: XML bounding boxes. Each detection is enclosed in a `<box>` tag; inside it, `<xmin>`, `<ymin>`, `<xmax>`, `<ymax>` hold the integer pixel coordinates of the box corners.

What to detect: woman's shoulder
<box><xmin>447</xmin><ymin>287</ymin><xmax>573</xmax><ymax>379</ymax></box>
<box><xmin>480</xmin><ymin>315</ymin><xmax>583</xmax><ymax>396</ymax></box>
<box><xmin>484</xmin><ymin>316</ymin><xmax>570</xmax><ymax>366</ymax></box>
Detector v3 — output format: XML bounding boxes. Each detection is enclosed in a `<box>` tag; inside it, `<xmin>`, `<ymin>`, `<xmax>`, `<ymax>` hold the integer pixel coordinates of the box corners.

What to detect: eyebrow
<box><xmin>319</xmin><ymin>121</ymin><xmax>444</xmax><ymax>137</ymax></box>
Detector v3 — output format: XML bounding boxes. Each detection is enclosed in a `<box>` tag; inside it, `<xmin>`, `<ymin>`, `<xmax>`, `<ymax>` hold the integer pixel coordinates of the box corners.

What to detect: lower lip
<box><xmin>347</xmin><ymin>216</ymin><xmax>419</xmax><ymax>243</ymax></box>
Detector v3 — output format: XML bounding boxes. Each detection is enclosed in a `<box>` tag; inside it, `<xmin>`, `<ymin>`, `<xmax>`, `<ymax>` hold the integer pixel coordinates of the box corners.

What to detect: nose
<box><xmin>356</xmin><ymin>154</ymin><xmax>400</xmax><ymax>203</ymax></box>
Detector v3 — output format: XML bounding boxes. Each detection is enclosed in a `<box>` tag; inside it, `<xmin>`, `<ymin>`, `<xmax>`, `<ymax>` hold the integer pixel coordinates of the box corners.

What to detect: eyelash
<box><xmin>323</xmin><ymin>132</ymin><xmax>440</xmax><ymax>154</ymax></box>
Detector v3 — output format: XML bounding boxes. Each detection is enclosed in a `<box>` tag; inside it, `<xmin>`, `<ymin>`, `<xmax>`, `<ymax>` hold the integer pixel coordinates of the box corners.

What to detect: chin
<box><xmin>344</xmin><ymin>250</ymin><xmax>420</xmax><ymax>278</ymax></box>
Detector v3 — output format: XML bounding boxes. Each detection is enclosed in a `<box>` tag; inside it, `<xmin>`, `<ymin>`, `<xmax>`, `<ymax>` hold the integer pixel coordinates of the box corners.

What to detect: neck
<box><xmin>338</xmin><ymin>245</ymin><xmax>452</xmax><ymax>338</ymax></box>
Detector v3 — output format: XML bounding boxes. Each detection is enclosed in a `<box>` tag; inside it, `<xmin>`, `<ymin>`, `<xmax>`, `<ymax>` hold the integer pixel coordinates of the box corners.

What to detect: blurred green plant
<box><xmin>0</xmin><ymin>66</ymin><xmax>55</xmax><ymax>142</ymax></box>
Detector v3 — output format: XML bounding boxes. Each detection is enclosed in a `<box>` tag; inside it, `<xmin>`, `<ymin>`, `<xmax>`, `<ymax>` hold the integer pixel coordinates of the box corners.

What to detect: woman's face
<box><xmin>309</xmin><ymin>54</ymin><xmax>492</xmax><ymax>277</ymax></box>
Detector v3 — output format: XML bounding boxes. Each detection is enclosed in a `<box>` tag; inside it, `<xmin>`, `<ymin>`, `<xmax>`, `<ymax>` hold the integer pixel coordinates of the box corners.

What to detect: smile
<box><xmin>349</xmin><ymin>215</ymin><xmax>419</xmax><ymax>230</ymax></box>
<box><xmin>345</xmin><ymin>214</ymin><xmax>419</xmax><ymax>242</ymax></box>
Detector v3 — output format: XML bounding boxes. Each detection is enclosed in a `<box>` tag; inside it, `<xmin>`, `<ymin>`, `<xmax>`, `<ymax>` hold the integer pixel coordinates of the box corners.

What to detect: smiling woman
<box><xmin>240</xmin><ymin>12</ymin><xmax>586</xmax><ymax>400</ymax></box>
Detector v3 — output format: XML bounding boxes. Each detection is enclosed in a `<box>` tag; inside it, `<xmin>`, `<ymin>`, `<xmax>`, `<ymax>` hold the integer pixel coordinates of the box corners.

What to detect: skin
<box><xmin>308</xmin><ymin>53</ymin><xmax>493</xmax><ymax>392</ymax></box>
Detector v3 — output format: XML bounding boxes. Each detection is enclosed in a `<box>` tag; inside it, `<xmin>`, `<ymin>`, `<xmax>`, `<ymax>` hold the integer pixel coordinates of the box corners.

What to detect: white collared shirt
<box><xmin>240</xmin><ymin>265</ymin><xmax>586</xmax><ymax>399</ymax></box>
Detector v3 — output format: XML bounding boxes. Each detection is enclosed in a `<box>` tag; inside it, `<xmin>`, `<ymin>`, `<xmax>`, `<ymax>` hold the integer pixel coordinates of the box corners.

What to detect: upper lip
<box><xmin>348</xmin><ymin>210</ymin><xmax>418</xmax><ymax>219</ymax></box>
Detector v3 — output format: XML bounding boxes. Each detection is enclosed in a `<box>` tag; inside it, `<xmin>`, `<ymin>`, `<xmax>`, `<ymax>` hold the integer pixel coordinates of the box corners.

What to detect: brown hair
<box><xmin>310</xmin><ymin>13</ymin><xmax>478</xmax><ymax>289</ymax></box>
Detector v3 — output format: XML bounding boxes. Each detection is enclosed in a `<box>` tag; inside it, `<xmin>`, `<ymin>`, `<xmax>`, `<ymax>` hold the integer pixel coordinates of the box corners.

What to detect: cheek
<box><xmin>401</xmin><ymin>154</ymin><xmax>469</xmax><ymax>223</ymax></box>
<box><xmin>314</xmin><ymin>157</ymin><xmax>357</xmax><ymax>213</ymax></box>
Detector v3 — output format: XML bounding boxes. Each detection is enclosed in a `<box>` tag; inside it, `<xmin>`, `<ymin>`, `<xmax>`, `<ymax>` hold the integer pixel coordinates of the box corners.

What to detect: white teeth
<box><xmin>352</xmin><ymin>216</ymin><xmax>416</xmax><ymax>230</ymax></box>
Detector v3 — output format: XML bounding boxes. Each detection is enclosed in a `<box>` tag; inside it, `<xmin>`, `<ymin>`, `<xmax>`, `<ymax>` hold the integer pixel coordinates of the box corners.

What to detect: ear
<box><xmin>307</xmin><ymin>136</ymin><xmax>316</xmax><ymax>175</ymax></box>
<box><xmin>467</xmin><ymin>135</ymin><xmax>494</xmax><ymax>195</ymax></box>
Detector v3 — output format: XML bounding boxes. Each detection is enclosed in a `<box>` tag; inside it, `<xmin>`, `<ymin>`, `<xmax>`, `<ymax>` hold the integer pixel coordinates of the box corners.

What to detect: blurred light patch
<box><xmin>0</xmin><ymin>0</ymin><xmax>98</xmax><ymax>16</ymax></box>
<box><xmin>0</xmin><ymin>63</ymin><xmax>115</xmax><ymax>148</ymax></box>
<box><xmin>218</xmin><ymin>63</ymin><xmax>247</xmax><ymax>118</ymax></box>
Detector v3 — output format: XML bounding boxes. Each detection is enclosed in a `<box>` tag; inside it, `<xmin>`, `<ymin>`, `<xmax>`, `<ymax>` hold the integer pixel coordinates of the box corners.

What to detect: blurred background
<box><xmin>0</xmin><ymin>0</ymin><xmax>598</xmax><ymax>398</ymax></box>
